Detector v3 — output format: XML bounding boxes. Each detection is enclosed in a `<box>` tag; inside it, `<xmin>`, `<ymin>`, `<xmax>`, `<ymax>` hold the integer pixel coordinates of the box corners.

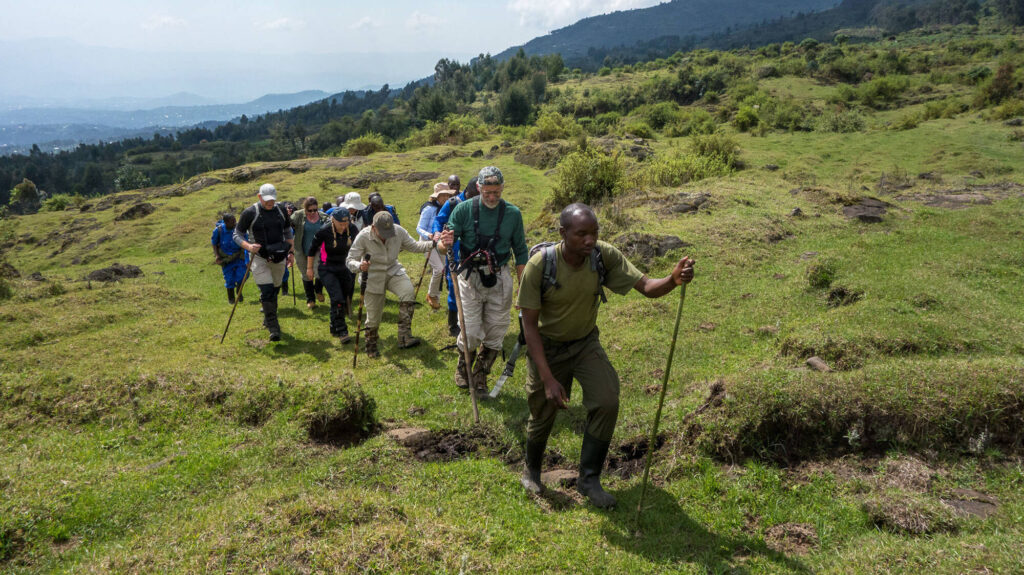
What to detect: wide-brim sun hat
<box><xmin>345</xmin><ymin>192</ymin><xmax>367</xmax><ymax>211</ymax></box>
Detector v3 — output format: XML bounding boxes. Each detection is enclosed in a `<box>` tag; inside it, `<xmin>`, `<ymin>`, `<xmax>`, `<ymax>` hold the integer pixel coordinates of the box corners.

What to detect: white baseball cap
<box><xmin>258</xmin><ymin>183</ymin><xmax>278</xmax><ymax>201</ymax></box>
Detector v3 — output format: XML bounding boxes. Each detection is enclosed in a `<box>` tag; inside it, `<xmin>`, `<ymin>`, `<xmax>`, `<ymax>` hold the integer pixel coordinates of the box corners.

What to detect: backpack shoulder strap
<box><xmin>542</xmin><ymin>244</ymin><xmax>560</xmax><ymax>293</ymax></box>
<box><xmin>591</xmin><ymin>246</ymin><xmax>608</xmax><ymax>303</ymax></box>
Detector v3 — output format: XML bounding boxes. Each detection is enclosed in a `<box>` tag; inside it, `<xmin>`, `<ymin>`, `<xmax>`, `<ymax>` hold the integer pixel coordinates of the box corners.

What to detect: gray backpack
<box><xmin>530</xmin><ymin>241</ymin><xmax>607</xmax><ymax>303</ymax></box>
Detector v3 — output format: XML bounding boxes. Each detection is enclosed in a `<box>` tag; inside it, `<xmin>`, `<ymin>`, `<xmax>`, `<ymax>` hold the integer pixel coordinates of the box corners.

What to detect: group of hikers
<box><xmin>211</xmin><ymin>165</ymin><xmax>695</xmax><ymax>508</ymax></box>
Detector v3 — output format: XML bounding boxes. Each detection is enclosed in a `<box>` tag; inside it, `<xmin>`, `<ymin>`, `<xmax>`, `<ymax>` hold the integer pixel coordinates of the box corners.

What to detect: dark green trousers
<box><xmin>525</xmin><ymin>328</ymin><xmax>620</xmax><ymax>443</ymax></box>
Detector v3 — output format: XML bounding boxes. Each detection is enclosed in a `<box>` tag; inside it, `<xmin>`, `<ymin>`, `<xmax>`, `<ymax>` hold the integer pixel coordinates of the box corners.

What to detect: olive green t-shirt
<box><xmin>517</xmin><ymin>240</ymin><xmax>644</xmax><ymax>342</ymax></box>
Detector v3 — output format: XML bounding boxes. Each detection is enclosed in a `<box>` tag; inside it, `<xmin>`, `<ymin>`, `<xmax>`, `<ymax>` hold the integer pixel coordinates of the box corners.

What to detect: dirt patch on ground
<box><xmin>92</xmin><ymin>193</ymin><xmax>144</xmax><ymax>212</ymax></box>
<box><xmin>389</xmin><ymin>426</ymin><xmax>508</xmax><ymax>462</ymax></box>
<box><xmin>514</xmin><ymin>142</ymin><xmax>571</xmax><ymax>170</ymax></box>
<box><xmin>901</xmin><ymin>183</ymin><xmax>1024</xmax><ymax>209</ymax></box>
<box><xmin>307</xmin><ymin>415</ymin><xmax>377</xmax><ymax>448</ymax></box>
<box><xmin>827</xmin><ymin>285</ymin><xmax>864</xmax><ymax>307</ymax></box>
<box><xmin>612</xmin><ymin>233</ymin><xmax>690</xmax><ymax>266</ymax></box>
<box><xmin>427</xmin><ymin>150</ymin><xmax>468</xmax><ymax>162</ymax></box>
<box><xmin>540</xmin><ymin>469</ymin><xmax>578</xmax><ymax>487</ymax></box>
<box><xmin>606</xmin><ymin>433</ymin><xmax>666</xmax><ymax>478</ymax></box>
<box><xmin>863</xmin><ymin>493</ymin><xmax>956</xmax><ymax>535</ymax></box>
<box><xmin>331</xmin><ymin>170</ymin><xmax>440</xmax><ymax>189</ymax></box>
<box><xmin>0</xmin><ymin>261</ymin><xmax>19</xmax><ymax>279</ymax></box>
<box><xmin>842</xmin><ymin>198</ymin><xmax>889</xmax><ymax>222</ymax></box>
<box><xmin>115</xmin><ymin>202</ymin><xmax>156</xmax><ymax>221</ymax></box>
<box><xmin>879</xmin><ymin>456</ymin><xmax>935</xmax><ymax>492</ymax></box>
<box><xmin>227</xmin><ymin>161</ymin><xmax>313</xmax><ymax>183</ymax></box>
<box><xmin>657</xmin><ymin>191</ymin><xmax>711</xmax><ymax>215</ymax></box>
<box><xmin>764</xmin><ymin>523</ymin><xmax>819</xmax><ymax>555</ymax></box>
<box><xmin>86</xmin><ymin>263</ymin><xmax>144</xmax><ymax>282</ymax></box>
<box><xmin>941</xmin><ymin>489</ymin><xmax>1000</xmax><ymax>519</ymax></box>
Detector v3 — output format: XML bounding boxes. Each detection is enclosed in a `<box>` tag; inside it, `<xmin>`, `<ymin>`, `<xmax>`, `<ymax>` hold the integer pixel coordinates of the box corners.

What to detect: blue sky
<box><xmin>0</xmin><ymin>0</ymin><xmax>662</xmax><ymax>103</ymax></box>
<box><xmin>3</xmin><ymin>0</ymin><xmax>662</xmax><ymax>55</ymax></box>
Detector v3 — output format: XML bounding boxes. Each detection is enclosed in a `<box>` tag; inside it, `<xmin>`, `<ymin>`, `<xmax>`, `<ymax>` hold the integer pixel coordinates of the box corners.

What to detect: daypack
<box><xmin>530</xmin><ymin>241</ymin><xmax>607</xmax><ymax>303</ymax></box>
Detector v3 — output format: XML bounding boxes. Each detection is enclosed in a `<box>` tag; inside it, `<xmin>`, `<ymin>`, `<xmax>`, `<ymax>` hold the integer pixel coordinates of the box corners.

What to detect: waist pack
<box><xmin>263</xmin><ymin>241</ymin><xmax>291</xmax><ymax>263</ymax></box>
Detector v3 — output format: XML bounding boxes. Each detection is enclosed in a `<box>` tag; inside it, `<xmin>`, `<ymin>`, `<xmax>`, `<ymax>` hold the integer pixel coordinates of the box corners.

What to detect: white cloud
<box><xmin>142</xmin><ymin>15</ymin><xmax>187</xmax><ymax>31</ymax></box>
<box><xmin>405</xmin><ymin>11</ymin><xmax>444</xmax><ymax>31</ymax></box>
<box><xmin>350</xmin><ymin>16</ymin><xmax>377</xmax><ymax>31</ymax></box>
<box><xmin>507</xmin><ymin>0</ymin><xmax>662</xmax><ymax>29</ymax></box>
<box><xmin>255</xmin><ymin>18</ymin><xmax>307</xmax><ymax>31</ymax></box>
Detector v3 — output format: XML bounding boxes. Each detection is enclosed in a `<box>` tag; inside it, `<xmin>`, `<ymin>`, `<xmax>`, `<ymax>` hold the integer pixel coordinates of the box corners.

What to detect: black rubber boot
<box><xmin>520</xmin><ymin>439</ymin><xmax>547</xmax><ymax>494</ymax></box>
<box><xmin>264</xmin><ymin>300</ymin><xmax>281</xmax><ymax>341</ymax></box>
<box><xmin>226</xmin><ymin>287</ymin><xmax>236</xmax><ymax>305</ymax></box>
<box><xmin>578</xmin><ymin>432</ymin><xmax>616</xmax><ymax>509</ymax></box>
<box><xmin>302</xmin><ymin>279</ymin><xmax>316</xmax><ymax>304</ymax></box>
<box><xmin>448</xmin><ymin>308</ymin><xmax>460</xmax><ymax>337</ymax></box>
<box><xmin>235</xmin><ymin>285</ymin><xmax>244</xmax><ymax>303</ymax></box>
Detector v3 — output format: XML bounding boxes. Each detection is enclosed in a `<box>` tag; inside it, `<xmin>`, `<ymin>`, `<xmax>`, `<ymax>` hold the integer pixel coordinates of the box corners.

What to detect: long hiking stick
<box><xmin>219</xmin><ymin>255</ymin><xmax>256</xmax><ymax>344</ymax></box>
<box><xmin>448</xmin><ymin>255</ymin><xmax>480</xmax><ymax>423</ymax></box>
<box><xmin>290</xmin><ymin>261</ymin><xmax>297</xmax><ymax>306</ymax></box>
<box><xmin>352</xmin><ymin>254</ymin><xmax>371</xmax><ymax>369</ymax></box>
<box><xmin>635</xmin><ymin>283</ymin><xmax>687</xmax><ymax>525</ymax></box>
<box><xmin>412</xmin><ymin>248</ymin><xmax>433</xmax><ymax>303</ymax></box>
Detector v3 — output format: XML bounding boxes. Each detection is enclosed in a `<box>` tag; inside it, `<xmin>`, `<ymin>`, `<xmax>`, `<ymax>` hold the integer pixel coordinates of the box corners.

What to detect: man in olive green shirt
<box><xmin>517</xmin><ymin>203</ymin><xmax>695</xmax><ymax>508</ymax></box>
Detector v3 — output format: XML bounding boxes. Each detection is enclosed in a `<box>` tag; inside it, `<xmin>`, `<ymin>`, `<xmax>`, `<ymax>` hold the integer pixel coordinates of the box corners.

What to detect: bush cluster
<box><xmin>552</xmin><ymin>148</ymin><xmax>623</xmax><ymax>209</ymax></box>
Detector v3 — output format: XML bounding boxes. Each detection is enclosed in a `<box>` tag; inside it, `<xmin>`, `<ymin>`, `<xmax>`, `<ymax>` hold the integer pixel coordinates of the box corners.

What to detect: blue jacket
<box><xmin>212</xmin><ymin>221</ymin><xmax>245</xmax><ymax>256</ymax></box>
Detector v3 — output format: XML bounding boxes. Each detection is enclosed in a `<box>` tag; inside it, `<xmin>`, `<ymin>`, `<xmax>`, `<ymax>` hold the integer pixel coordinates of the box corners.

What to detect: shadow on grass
<box><xmin>602</xmin><ymin>485</ymin><xmax>810</xmax><ymax>574</ymax></box>
<box><xmin>378</xmin><ymin>340</ymin><xmax>449</xmax><ymax>371</ymax></box>
<box><xmin>267</xmin><ymin>333</ymin><xmax>335</xmax><ymax>362</ymax></box>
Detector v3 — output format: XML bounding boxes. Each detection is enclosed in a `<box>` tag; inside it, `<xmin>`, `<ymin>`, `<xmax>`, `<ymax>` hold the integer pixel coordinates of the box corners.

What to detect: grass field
<box><xmin>3</xmin><ymin>34</ymin><xmax>1024</xmax><ymax>573</ymax></box>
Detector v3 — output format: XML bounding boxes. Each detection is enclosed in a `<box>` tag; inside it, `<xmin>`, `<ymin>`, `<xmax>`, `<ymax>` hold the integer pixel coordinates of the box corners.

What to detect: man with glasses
<box><xmin>438</xmin><ymin>166</ymin><xmax>528</xmax><ymax>395</ymax></box>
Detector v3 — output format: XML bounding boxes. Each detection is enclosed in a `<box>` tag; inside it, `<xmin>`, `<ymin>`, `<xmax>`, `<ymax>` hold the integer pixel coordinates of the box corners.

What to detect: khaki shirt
<box><xmin>346</xmin><ymin>225</ymin><xmax>435</xmax><ymax>294</ymax></box>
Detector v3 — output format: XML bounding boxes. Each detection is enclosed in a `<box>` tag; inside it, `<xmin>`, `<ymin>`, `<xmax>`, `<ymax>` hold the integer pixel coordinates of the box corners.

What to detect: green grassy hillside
<box><xmin>3</xmin><ymin>29</ymin><xmax>1024</xmax><ymax>574</ymax></box>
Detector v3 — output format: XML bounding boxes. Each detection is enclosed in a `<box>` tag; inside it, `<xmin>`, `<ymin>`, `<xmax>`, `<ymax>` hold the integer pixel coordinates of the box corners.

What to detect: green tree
<box><xmin>114</xmin><ymin>164</ymin><xmax>151</xmax><ymax>192</ymax></box>
<box><xmin>497</xmin><ymin>84</ymin><xmax>534</xmax><ymax>126</ymax></box>
<box><xmin>81</xmin><ymin>164</ymin><xmax>105</xmax><ymax>196</ymax></box>
<box><xmin>8</xmin><ymin>178</ymin><xmax>40</xmax><ymax>214</ymax></box>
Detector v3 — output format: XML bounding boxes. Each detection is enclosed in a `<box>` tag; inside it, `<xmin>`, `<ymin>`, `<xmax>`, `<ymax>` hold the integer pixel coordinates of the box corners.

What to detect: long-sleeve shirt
<box><xmin>447</xmin><ymin>197</ymin><xmax>529</xmax><ymax>268</ymax></box>
<box><xmin>308</xmin><ymin>222</ymin><xmax>358</xmax><ymax>271</ymax></box>
<box><xmin>346</xmin><ymin>225</ymin><xmax>434</xmax><ymax>294</ymax></box>
<box><xmin>233</xmin><ymin>202</ymin><xmax>294</xmax><ymax>251</ymax></box>
<box><xmin>416</xmin><ymin>201</ymin><xmax>442</xmax><ymax>240</ymax></box>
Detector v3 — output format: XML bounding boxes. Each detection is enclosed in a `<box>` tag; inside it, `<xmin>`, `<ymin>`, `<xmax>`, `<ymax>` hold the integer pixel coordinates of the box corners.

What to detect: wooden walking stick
<box><xmin>635</xmin><ymin>283</ymin><xmax>687</xmax><ymax>526</ymax></box>
<box><xmin>448</xmin><ymin>254</ymin><xmax>480</xmax><ymax>424</ymax></box>
<box><xmin>412</xmin><ymin>248</ymin><xmax>434</xmax><ymax>304</ymax></box>
<box><xmin>219</xmin><ymin>255</ymin><xmax>256</xmax><ymax>344</ymax></box>
<box><xmin>352</xmin><ymin>254</ymin><xmax>371</xmax><ymax>369</ymax></box>
<box><xmin>290</xmin><ymin>261</ymin><xmax>297</xmax><ymax>306</ymax></box>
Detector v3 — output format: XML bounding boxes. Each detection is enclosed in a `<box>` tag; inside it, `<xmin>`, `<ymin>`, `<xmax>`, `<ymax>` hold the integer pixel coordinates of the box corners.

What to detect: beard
<box><xmin>482</xmin><ymin>197</ymin><xmax>500</xmax><ymax>209</ymax></box>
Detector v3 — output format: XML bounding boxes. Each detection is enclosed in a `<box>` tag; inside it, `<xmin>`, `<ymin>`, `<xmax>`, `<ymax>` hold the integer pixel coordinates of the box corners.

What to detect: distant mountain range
<box><xmin>0</xmin><ymin>90</ymin><xmax>333</xmax><ymax>152</ymax></box>
<box><xmin>496</xmin><ymin>0</ymin><xmax>841</xmax><ymax>63</ymax></box>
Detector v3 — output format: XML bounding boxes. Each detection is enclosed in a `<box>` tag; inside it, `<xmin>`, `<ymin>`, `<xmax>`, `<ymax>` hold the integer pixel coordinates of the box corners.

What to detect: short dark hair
<box><xmin>222</xmin><ymin>213</ymin><xmax>236</xmax><ymax>222</ymax></box>
<box><xmin>559</xmin><ymin>203</ymin><xmax>597</xmax><ymax>229</ymax></box>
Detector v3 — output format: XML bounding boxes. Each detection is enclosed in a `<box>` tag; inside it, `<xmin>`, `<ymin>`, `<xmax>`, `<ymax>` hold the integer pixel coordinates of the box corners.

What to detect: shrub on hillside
<box><xmin>923</xmin><ymin>97</ymin><xmax>968</xmax><ymax>120</ymax></box>
<box><xmin>529</xmin><ymin>111</ymin><xmax>581</xmax><ymax>142</ymax></box>
<box><xmin>664</xmin><ymin>109</ymin><xmax>716</xmax><ymax>137</ymax></box>
<box><xmin>733</xmin><ymin>105</ymin><xmax>760</xmax><ymax>132</ymax></box>
<box><xmin>638</xmin><ymin>151</ymin><xmax>734</xmax><ymax>187</ymax></box>
<box><xmin>0</xmin><ymin>277</ymin><xmax>12</xmax><ymax>300</ymax></box>
<box><xmin>858</xmin><ymin>75</ymin><xmax>911</xmax><ymax>109</ymax></box>
<box><xmin>40</xmin><ymin>194</ymin><xmax>73</xmax><ymax>212</ymax></box>
<box><xmin>406</xmin><ymin>114</ymin><xmax>486</xmax><ymax>147</ymax></box>
<box><xmin>552</xmin><ymin>148</ymin><xmax>622</xmax><ymax>209</ymax></box>
<box><xmin>691</xmin><ymin>133</ymin><xmax>740</xmax><ymax>169</ymax></box>
<box><xmin>974</xmin><ymin>63</ymin><xmax>1019</xmax><ymax>108</ymax></box>
<box><xmin>342</xmin><ymin>132</ymin><xmax>387</xmax><ymax>156</ymax></box>
<box><xmin>624</xmin><ymin>121</ymin><xmax>655</xmax><ymax>139</ymax></box>
<box><xmin>638</xmin><ymin>102</ymin><xmax>680</xmax><ymax>130</ymax></box>
<box><xmin>816</xmin><ymin>109</ymin><xmax>866</xmax><ymax>133</ymax></box>
<box><xmin>992</xmin><ymin>98</ymin><xmax>1024</xmax><ymax>119</ymax></box>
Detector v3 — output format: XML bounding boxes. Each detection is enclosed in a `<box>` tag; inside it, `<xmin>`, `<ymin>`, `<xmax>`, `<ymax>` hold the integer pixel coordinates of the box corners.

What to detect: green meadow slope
<box><xmin>3</xmin><ymin>32</ymin><xmax>1024</xmax><ymax>574</ymax></box>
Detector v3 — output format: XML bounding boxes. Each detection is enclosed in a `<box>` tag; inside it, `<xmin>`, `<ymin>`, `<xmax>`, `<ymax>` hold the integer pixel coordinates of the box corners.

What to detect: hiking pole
<box><xmin>352</xmin><ymin>254</ymin><xmax>371</xmax><ymax>369</ymax></box>
<box><xmin>448</xmin><ymin>252</ymin><xmax>480</xmax><ymax>424</ymax></box>
<box><xmin>219</xmin><ymin>255</ymin><xmax>256</xmax><ymax>344</ymax></box>
<box><xmin>412</xmin><ymin>246</ymin><xmax>435</xmax><ymax>305</ymax></box>
<box><xmin>635</xmin><ymin>283</ymin><xmax>687</xmax><ymax>526</ymax></box>
<box><xmin>490</xmin><ymin>312</ymin><xmax>524</xmax><ymax>399</ymax></box>
<box><xmin>290</xmin><ymin>261</ymin><xmax>297</xmax><ymax>307</ymax></box>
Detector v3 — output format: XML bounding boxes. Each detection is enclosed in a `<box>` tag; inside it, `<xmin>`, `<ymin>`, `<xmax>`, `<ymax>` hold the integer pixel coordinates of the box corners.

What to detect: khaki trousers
<box><xmin>455</xmin><ymin>265</ymin><xmax>513</xmax><ymax>352</ymax></box>
<box><xmin>251</xmin><ymin>255</ymin><xmax>286</xmax><ymax>287</ymax></box>
<box><xmin>362</xmin><ymin>273</ymin><xmax>416</xmax><ymax>329</ymax></box>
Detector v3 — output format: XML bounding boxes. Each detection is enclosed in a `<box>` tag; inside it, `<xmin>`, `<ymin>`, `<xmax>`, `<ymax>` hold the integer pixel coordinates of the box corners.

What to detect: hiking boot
<box><xmin>226</xmin><ymin>287</ymin><xmax>236</xmax><ymax>305</ymax></box>
<box><xmin>316</xmin><ymin>291</ymin><xmax>325</xmax><ymax>303</ymax></box>
<box><xmin>471</xmin><ymin>346</ymin><xmax>501</xmax><ymax>395</ymax></box>
<box><xmin>365</xmin><ymin>327</ymin><xmax>380</xmax><ymax>358</ymax></box>
<box><xmin>307</xmin><ymin>301</ymin><xmax>316</xmax><ymax>310</ymax></box>
<box><xmin>339</xmin><ymin>331</ymin><xmax>352</xmax><ymax>344</ymax></box>
<box><xmin>520</xmin><ymin>439</ymin><xmax>547</xmax><ymax>494</ymax></box>
<box><xmin>454</xmin><ymin>349</ymin><xmax>476</xmax><ymax>389</ymax></box>
<box><xmin>397</xmin><ymin>302</ymin><xmax>421</xmax><ymax>349</ymax></box>
<box><xmin>426</xmin><ymin>294</ymin><xmax>440</xmax><ymax>310</ymax></box>
<box><xmin>577</xmin><ymin>432</ymin><xmax>616</xmax><ymax>509</ymax></box>
<box><xmin>263</xmin><ymin>299</ymin><xmax>282</xmax><ymax>342</ymax></box>
<box><xmin>447</xmin><ymin>308</ymin><xmax>460</xmax><ymax>337</ymax></box>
